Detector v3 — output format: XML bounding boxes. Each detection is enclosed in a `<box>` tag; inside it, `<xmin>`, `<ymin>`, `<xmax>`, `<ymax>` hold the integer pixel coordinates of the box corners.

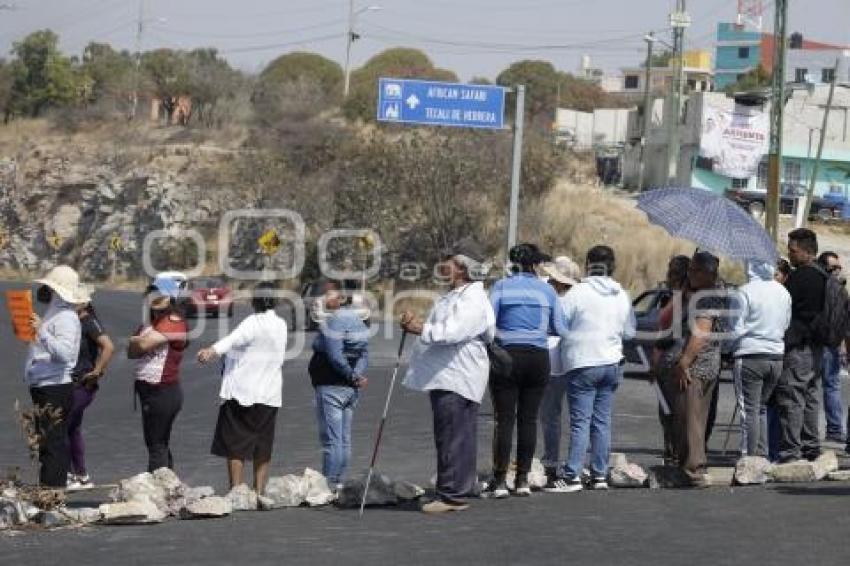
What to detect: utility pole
<box><xmin>638</xmin><ymin>33</ymin><xmax>655</xmax><ymax>192</ymax></box>
<box><xmin>765</xmin><ymin>0</ymin><xmax>788</xmax><ymax>242</ymax></box>
<box><xmin>343</xmin><ymin>3</ymin><xmax>381</xmax><ymax>98</ymax></box>
<box><xmin>666</xmin><ymin>0</ymin><xmax>690</xmax><ymax>185</ymax></box>
<box><xmin>131</xmin><ymin>0</ymin><xmax>145</xmax><ymax>120</ymax></box>
<box><xmin>803</xmin><ymin>57</ymin><xmax>840</xmax><ymax>225</ymax></box>
<box><xmin>343</xmin><ymin>0</ymin><xmax>355</xmax><ymax>98</ymax></box>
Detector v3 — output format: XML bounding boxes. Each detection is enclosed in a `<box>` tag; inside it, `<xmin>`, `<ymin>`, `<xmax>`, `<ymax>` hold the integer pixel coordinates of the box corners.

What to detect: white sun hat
<box><xmin>34</xmin><ymin>265</ymin><xmax>91</xmax><ymax>304</ymax></box>
<box><xmin>539</xmin><ymin>256</ymin><xmax>582</xmax><ymax>287</ymax></box>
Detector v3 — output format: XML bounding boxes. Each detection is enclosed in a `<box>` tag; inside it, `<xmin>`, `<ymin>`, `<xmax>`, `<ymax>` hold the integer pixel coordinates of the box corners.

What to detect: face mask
<box><xmin>36</xmin><ymin>285</ymin><xmax>53</xmax><ymax>304</ymax></box>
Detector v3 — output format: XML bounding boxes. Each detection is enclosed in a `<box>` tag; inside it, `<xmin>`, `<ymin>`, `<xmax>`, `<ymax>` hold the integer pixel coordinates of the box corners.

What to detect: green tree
<box><xmin>0</xmin><ymin>59</ymin><xmax>12</xmax><ymax>122</ymax></box>
<box><xmin>645</xmin><ymin>50</ymin><xmax>673</xmax><ymax>68</ymax></box>
<box><xmin>142</xmin><ymin>48</ymin><xmax>191</xmax><ymax>123</ymax></box>
<box><xmin>253</xmin><ymin>52</ymin><xmax>343</xmax><ymax>123</ymax></box>
<box><xmin>80</xmin><ymin>42</ymin><xmax>135</xmax><ymax>107</ymax></box>
<box><xmin>343</xmin><ymin>48</ymin><xmax>458</xmax><ymax>122</ymax></box>
<box><xmin>725</xmin><ymin>64</ymin><xmax>772</xmax><ymax>93</ymax></box>
<box><xmin>185</xmin><ymin>48</ymin><xmax>243</xmax><ymax>127</ymax></box>
<box><xmin>8</xmin><ymin>30</ymin><xmax>77</xmax><ymax>118</ymax></box>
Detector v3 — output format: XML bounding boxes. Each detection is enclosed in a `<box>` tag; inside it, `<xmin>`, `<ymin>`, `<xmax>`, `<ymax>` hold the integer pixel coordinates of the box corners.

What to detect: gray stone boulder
<box><xmin>60</xmin><ymin>507</ymin><xmax>101</xmax><ymax>525</ymax></box>
<box><xmin>733</xmin><ymin>456</ymin><xmax>774</xmax><ymax>485</ymax></box>
<box><xmin>0</xmin><ymin>498</ymin><xmax>28</xmax><ymax>529</ymax></box>
<box><xmin>770</xmin><ymin>461</ymin><xmax>818</xmax><ymax>483</ymax></box>
<box><xmin>303</xmin><ymin>468</ymin><xmax>335</xmax><ymax>507</ymax></box>
<box><xmin>37</xmin><ymin>510</ymin><xmax>70</xmax><ymax>529</ymax></box>
<box><xmin>609</xmin><ymin>462</ymin><xmax>649</xmax><ymax>488</ymax></box>
<box><xmin>184</xmin><ymin>486</ymin><xmax>215</xmax><ymax>504</ymax></box>
<box><xmin>180</xmin><ymin>496</ymin><xmax>232</xmax><ymax>519</ymax></box>
<box><xmin>813</xmin><ymin>451</ymin><xmax>839</xmax><ymax>480</ymax></box>
<box><xmin>225</xmin><ymin>484</ymin><xmax>258</xmax><ymax>511</ymax></box>
<box><xmin>112</xmin><ymin>472</ymin><xmax>167</xmax><ymax>510</ymax></box>
<box><xmin>336</xmin><ymin>472</ymin><xmax>398</xmax><ymax>508</ymax></box>
<box><xmin>99</xmin><ymin>497</ymin><xmax>166</xmax><ymax>525</ymax></box>
<box><xmin>262</xmin><ymin>475</ymin><xmax>306</xmax><ymax>509</ymax></box>
<box><xmin>826</xmin><ymin>470</ymin><xmax>850</xmax><ymax>482</ymax></box>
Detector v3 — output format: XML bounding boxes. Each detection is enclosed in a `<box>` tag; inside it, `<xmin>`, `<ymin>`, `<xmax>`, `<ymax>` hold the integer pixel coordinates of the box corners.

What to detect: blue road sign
<box><xmin>377</xmin><ymin>78</ymin><xmax>506</xmax><ymax>130</ymax></box>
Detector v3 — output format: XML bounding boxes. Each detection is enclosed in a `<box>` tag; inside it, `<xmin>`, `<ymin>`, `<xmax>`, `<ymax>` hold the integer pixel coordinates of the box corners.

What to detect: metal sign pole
<box><xmin>507</xmin><ymin>84</ymin><xmax>526</xmax><ymax>257</ymax></box>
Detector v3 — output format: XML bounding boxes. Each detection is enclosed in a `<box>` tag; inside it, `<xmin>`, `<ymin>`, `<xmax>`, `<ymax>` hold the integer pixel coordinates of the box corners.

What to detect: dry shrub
<box><xmin>522</xmin><ymin>182</ymin><xmax>694</xmax><ymax>292</ymax></box>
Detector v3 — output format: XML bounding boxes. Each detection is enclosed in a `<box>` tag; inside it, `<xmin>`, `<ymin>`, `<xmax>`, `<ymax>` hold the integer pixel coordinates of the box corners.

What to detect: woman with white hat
<box><xmin>25</xmin><ymin>265</ymin><xmax>90</xmax><ymax>487</ymax></box>
<box><xmin>537</xmin><ymin>256</ymin><xmax>582</xmax><ymax>488</ymax></box>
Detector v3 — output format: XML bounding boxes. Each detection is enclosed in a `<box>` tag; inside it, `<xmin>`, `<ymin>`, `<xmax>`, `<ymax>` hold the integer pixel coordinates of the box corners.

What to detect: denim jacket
<box><xmin>312</xmin><ymin>308</ymin><xmax>369</xmax><ymax>383</ymax></box>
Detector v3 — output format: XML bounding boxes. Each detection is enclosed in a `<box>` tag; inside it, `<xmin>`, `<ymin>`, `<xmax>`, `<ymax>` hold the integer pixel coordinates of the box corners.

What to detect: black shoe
<box><xmin>514</xmin><ymin>479</ymin><xmax>532</xmax><ymax>497</ymax></box>
<box><xmin>480</xmin><ymin>479</ymin><xmax>510</xmax><ymax>499</ymax></box>
<box><xmin>825</xmin><ymin>433</ymin><xmax>846</xmax><ymax>444</ymax></box>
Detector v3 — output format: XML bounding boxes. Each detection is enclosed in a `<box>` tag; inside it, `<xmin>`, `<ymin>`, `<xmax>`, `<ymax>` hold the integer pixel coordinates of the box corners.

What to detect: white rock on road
<box><xmin>734</xmin><ymin>457</ymin><xmax>774</xmax><ymax>485</ymax></box>
<box><xmin>226</xmin><ymin>484</ymin><xmax>258</xmax><ymax>511</ymax></box>
<box><xmin>99</xmin><ymin>497</ymin><xmax>166</xmax><ymax>525</ymax></box>
<box><xmin>180</xmin><ymin>497</ymin><xmax>232</xmax><ymax>519</ymax></box>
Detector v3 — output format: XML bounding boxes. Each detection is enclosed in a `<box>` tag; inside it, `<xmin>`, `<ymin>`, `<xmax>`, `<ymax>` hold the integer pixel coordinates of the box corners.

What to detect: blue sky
<box><xmin>1</xmin><ymin>0</ymin><xmax>848</xmax><ymax>78</ymax></box>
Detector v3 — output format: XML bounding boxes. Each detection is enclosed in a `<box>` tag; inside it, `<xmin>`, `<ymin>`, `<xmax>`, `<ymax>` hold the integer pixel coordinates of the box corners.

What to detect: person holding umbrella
<box><xmin>25</xmin><ymin>266</ymin><xmax>89</xmax><ymax>487</ymax></box>
<box><xmin>401</xmin><ymin>240</ymin><xmax>495</xmax><ymax>514</ymax></box>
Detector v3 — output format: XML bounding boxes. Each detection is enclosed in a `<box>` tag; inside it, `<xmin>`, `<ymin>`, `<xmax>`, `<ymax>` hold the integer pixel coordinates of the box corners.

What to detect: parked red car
<box><xmin>182</xmin><ymin>276</ymin><xmax>233</xmax><ymax>318</ymax></box>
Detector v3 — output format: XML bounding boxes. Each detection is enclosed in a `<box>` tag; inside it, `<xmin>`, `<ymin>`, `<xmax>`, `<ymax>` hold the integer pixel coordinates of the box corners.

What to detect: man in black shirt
<box><xmin>776</xmin><ymin>228</ymin><xmax>826</xmax><ymax>462</ymax></box>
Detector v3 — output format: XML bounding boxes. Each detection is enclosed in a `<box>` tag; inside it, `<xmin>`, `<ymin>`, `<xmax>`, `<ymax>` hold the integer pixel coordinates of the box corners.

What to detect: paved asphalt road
<box><xmin>2</xmin><ymin>284</ymin><xmax>850</xmax><ymax>565</ymax></box>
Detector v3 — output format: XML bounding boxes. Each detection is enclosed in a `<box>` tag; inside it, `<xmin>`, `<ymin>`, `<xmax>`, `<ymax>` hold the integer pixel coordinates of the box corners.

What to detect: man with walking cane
<box><xmin>400</xmin><ymin>241</ymin><xmax>496</xmax><ymax>514</ymax></box>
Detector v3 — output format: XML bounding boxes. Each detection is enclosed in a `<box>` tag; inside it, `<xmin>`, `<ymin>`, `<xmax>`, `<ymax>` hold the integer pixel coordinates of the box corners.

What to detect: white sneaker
<box><xmin>590</xmin><ymin>478</ymin><xmax>609</xmax><ymax>491</ymax></box>
<box><xmin>544</xmin><ymin>478</ymin><xmax>583</xmax><ymax>493</ymax></box>
<box><xmin>480</xmin><ymin>479</ymin><xmax>510</xmax><ymax>499</ymax></box>
<box><xmin>66</xmin><ymin>474</ymin><xmax>93</xmax><ymax>491</ymax></box>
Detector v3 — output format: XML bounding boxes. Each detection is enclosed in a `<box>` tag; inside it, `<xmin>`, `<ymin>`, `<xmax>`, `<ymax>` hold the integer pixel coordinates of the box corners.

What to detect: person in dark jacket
<box><xmin>66</xmin><ymin>302</ymin><xmax>115</xmax><ymax>489</ymax></box>
<box><xmin>309</xmin><ymin>286</ymin><xmax>369</xmax><ymax>489</ymax></box>
<box><xmin>776</xmin><ymin>228</ymin><xmax>827</xmax><ymax>463</ymax></box>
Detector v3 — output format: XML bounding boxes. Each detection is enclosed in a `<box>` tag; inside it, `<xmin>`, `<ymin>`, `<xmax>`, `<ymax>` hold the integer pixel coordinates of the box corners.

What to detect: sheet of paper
<box><xmin>5</xmin><ymin>289</ymin><xmax>35</xmax><ymax>342</ymax></box>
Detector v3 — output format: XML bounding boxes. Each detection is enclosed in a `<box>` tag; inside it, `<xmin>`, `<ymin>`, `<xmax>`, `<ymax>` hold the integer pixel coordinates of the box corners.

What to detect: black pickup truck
<box><xmin>725</xmin><ymin>184</ymin><xmax>842</xmax><ymax>220</ymax></box>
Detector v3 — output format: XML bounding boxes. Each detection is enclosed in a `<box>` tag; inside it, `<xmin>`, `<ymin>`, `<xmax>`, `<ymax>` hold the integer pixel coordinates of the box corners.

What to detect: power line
<box><xmin>218</xmin><ymin>32</ymin><xmax>345</xmax><ymax>55</ymax></box>
<box><xmin>150</xmin><ymin>18</ymin><xmax>346</xmax><ymax>40</ymax></box>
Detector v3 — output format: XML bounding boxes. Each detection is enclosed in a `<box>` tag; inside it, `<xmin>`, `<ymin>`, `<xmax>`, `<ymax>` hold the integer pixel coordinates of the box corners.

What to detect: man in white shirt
<box><xmin>198</xmin><ymin>282</ymin><xmax>287</xmax><ymax>495</ymax></box>
<box><xmin>401</xmin><ymin>240</ymin><xmax>495</xmax><ymax>514</ymax></box>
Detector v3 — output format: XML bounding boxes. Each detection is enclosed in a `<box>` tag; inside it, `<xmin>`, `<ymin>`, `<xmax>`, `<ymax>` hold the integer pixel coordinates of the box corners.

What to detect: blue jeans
<box><xmin>540</xmin><ymin>374</ymin><xmax>570</xmax><ymax>469</ymax></box>
<box><xmin>563</xmin><ymin>364</ymin><xmax>621</xmax><ymax>480</ymax></box>
<box><xmin>822</xmin><ymin>347</ymin><xmax>845</xmax><ymax>438</ymax></box>
<box><xmin>315</xmin><ymin>386</ymin><xmax>359</xmax><ymax>485</ymax></box>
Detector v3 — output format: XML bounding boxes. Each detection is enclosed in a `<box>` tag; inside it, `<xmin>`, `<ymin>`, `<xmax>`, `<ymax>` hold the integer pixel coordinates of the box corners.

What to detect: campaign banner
<box><xmin>700</xmin><ymin>103</ymin><xmax>768</xmax><ymax>179</ymax></box>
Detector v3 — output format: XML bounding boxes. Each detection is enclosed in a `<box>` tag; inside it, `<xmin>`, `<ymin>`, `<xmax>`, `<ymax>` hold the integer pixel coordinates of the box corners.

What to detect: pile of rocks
<box><xmin>335</xmin><ymin>472</ymin><xmax>426</xmax><ymax>508</ymax></box>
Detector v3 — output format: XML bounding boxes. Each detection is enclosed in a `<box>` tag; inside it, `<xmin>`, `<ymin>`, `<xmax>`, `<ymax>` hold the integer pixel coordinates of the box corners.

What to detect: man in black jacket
<box><xmin>776</xmin><ymin>228</ymin><xmax>826</xmax><ymax>462</ymax></box>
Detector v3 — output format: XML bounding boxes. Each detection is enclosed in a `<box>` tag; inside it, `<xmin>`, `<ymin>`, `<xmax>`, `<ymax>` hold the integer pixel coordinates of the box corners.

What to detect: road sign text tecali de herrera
<box><xmin>377</xmin><ymin>78</ymin><xmax>506</xmax><ymax>130</ymax></box>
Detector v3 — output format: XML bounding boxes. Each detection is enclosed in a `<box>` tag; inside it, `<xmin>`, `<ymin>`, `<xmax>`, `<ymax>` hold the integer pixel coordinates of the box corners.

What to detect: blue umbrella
<box><xmin>637</xmin><ymin>187</ymin><xmax>778</xmax><ymax>263</ymax></box>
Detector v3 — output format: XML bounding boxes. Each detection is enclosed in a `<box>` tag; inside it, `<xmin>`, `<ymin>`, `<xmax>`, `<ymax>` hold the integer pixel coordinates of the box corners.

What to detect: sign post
<box><xmin>377</xmin><ymin>77</ymin><xmax>525</xmax><ymax>259</ymax></box>
<box><xmin>507</xmin><ymin>85</ymin><xmax>525</xmax><ymax>254</ymax></box>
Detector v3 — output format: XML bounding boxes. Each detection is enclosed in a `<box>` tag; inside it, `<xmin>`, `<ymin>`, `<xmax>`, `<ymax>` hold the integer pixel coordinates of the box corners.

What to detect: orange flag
<box><xmin>5</xmin><ymin>289</ymin><xmax>35</xmax><ymax>342</ymax></box>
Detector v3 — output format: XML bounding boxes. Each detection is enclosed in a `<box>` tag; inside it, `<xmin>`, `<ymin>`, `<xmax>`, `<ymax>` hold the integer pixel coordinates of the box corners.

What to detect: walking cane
<box><xmin>359</xmin><ymin>330</ymin><xmax>408</xmax><ymax>517</ymax></box>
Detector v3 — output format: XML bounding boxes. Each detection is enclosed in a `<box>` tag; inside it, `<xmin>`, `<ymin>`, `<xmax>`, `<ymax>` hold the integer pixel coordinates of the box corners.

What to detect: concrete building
<box><xmin>615</xmin><ymin>50</ymin><xmax>714</xmax><ymax>97</ymax></box>
<box><xmin>715</xmin><ymin>23</ymin><xmax>849</xmax><ymax>90</ymax></box>
<box><xmin>622</xmin><ymin>84</ymin><xmax>850</xmax><ymax>198</ymax></box>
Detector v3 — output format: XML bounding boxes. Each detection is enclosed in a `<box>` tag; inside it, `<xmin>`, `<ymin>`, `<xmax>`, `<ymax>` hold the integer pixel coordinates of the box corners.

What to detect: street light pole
<box><xmin>638</xmin><ymin>33</ymin><xmax>655</xmax><ymax>192</ymax></box>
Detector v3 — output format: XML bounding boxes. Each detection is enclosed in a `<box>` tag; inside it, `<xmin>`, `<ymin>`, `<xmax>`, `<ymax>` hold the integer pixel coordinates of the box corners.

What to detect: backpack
<box><xmin>810</xmin><ymin>266</ymin><xmax>850</xmax><ymax>348</ymax></box>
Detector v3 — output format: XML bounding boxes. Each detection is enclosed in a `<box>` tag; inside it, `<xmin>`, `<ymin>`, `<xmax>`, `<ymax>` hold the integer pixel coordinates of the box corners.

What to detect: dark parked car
<box><xmin>181</xmin><ymin>276</ymin><xmax>233</xmax><ymax>318</ymax></box>
<box><xmin>725</xmin><ymin>184</ymin><xmax>842</xmax><ymax>220</ymax></box>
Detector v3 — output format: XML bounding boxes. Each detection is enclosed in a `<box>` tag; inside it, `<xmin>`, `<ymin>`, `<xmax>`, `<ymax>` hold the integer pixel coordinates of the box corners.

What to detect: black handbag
<box><xmin>487</xmin><ymin>341</ymin><xmax>513</xmax><ymax>379</ymax></box>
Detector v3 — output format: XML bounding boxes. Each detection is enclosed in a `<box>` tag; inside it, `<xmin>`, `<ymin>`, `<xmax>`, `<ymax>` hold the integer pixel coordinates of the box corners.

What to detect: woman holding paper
<box><xmin>24</xmin><ymin>266</ymin><xmax>90</xmax><ymax>487</ymax></box>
